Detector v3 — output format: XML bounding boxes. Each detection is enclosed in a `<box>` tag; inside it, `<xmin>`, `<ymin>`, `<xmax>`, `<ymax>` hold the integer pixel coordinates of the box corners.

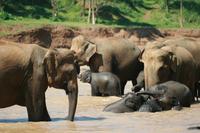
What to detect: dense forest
<box><xmin>0</xmin><ymin>0</ymin><xmax>200</xmax><ymax>28</ymax></box>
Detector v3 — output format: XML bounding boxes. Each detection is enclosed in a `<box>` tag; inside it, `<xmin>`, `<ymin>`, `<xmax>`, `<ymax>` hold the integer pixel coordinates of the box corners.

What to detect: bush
<box><xmin>0</xmin><ymin>11</ymin><xmax>14</xmax><ymax>20</ymax></box>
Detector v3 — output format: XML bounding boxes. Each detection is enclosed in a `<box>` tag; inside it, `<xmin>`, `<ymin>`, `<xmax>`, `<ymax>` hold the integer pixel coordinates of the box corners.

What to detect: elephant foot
<box><xmin>42</xmin><ymin>114</ymin><xmax>51</xmax><ymax>121</ymax></box>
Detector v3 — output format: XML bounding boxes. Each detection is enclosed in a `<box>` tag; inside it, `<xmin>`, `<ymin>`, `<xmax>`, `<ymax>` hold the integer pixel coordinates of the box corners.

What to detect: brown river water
<box><xmin>0</xmin><ymin>67</ymin><xmax>200</xmax><ymax>133</ymax></box>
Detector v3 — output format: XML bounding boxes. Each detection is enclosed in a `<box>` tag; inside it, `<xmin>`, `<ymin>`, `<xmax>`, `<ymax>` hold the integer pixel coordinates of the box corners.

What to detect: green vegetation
<box><xmin>0</xmin><ymin>0</ymin><xmax>200</xmax><ymax>29</ymax></box>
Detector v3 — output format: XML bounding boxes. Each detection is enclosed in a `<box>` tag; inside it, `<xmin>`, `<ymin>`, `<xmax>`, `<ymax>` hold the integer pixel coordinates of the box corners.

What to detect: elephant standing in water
<box><xmin>143</xmin><ymin>37</ymin><xmax>200</xmax><ymax>100</ymax></box>
<box><xmin>141</xmin><ymin>44</ymin><xmax>199</xmax><ymax>100</ymax></box>
<box><xmin>78</xmin><ymin>70</ymin><xmax>121</xmax><ymax>96</ymax></box>
<box><xmin>70</xmin><ymin>35</ymin><xmax>143</xmax><ymax>95</ymax></box>
<box><xmin>0</xmin><ymin>41</ymin><xmax>79</xmax><ymax>121</ymax></box>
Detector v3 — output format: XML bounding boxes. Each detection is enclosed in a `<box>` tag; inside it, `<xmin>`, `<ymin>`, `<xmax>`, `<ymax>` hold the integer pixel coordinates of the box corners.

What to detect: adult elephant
<box><xmin>70</xmin><ymin>35</ymin><xmax>143</xmax><ymax>94</ymax></box>
<box><xmin>0</xmin><ymin>41</ymin><xmax>79</xmax><ymax>121</ymax></box>
<box><xmin>141</xmin><ymin>44</ymin><xmax>198</xmax><ymax>100</ymax></box>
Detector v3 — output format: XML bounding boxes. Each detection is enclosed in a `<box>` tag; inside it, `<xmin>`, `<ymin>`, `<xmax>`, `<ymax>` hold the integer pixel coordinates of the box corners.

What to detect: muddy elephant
<box><xmin>104</xmin><ymin>81</ymin><xmax>192</xmax><ymax>113</ymax></box>
<box><xmin>141</xmin><ymin>44</ymin><xmax>198</xmax><ymax>100</ymax></box>
<box><xmin>78</xmin><ymin>70</ymin><xmax>121</xmax><ymax>96</ymax></box>
<box><xmin>138</xmin><ymin>81</ymin><xmax>192</xmax><ymax>112</ymax></box>
<box><xmin>0</xmin><ymin>42</ymin><xmax>79</xmax><ymax>121</ymax></box>
<box><xmin>103</xmin><ymin>92</ymin><xmax>147</xmax><ymax>113</ymax></box>
<box><xmin>70</xmin><ymin>35</ymin><xmax>143</xmax><ymax>94</ymax></box>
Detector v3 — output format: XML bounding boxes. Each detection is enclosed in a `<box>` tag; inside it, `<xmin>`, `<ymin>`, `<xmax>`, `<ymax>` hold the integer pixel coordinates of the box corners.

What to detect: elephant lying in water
<box><xmin>104</xmin><ymin>81</ymin><xmax>192</xmax><ymax>113</ymax></box>
<box><xmin>78</xmin><ymin>70</ymin><xmax>121</xmax><ymax>96</ymax></box>
<box><xmin>0</xmin><ymin>41</ymin><xmax>79</xmax><ymax>121</ymax></box>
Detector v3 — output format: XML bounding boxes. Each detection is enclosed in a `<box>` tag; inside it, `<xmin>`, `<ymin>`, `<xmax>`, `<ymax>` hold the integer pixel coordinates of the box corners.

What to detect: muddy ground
<box><xmin>0</xmin><ymin>27</ymin><xmax>200</xmax><ymax>132</ymax></box>
<box><xmin>1</xmin><ymin>26</ymin><xmax>200</xmax><ymax>48</ymax></box>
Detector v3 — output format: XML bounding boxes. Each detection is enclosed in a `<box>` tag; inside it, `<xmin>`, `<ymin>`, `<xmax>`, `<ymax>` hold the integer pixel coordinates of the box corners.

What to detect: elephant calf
<box><xmin>104</xmin><ymin>81</ymin><xmax>192</xmax><ymax>113</ymax></box>
<box><xmin>138</xmin><ymin>81</ymin><xmax>192</xmax><ymax>111</ymax></box>
<box><xmin>78</xmin><ymin>70</ymin><xmax>121</xmax><ymax>96</ymax></box>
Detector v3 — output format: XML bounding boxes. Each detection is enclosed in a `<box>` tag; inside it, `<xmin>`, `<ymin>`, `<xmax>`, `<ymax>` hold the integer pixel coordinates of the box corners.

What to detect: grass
<box><xmin>0</xmin><ymin>0</ymin><xmax>200</xmax><ymax>37</ymax></box>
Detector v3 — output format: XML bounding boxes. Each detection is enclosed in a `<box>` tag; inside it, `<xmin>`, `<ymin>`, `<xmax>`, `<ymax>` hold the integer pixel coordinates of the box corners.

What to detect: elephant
<box><xmin>103</xmin><ymin>92</ymin><xmax>147</xmax><ymax>113</ymax></box>
<box><xmin>0</xmin><ymin>41</ymin><xmax>79</xmax><ymax>121</ymax></box>
<box><xmin>141</xmin><ymin>44</ymin><xmax>198</xmax><ymax>100</ymax></box>
<box><xmin>104</xmin><ymin>81</ymin><xmax>192</xmax><ymax>113</ymax></box>
<box><xmin>131</xmin><ymin>71</ymin><xmax>144</xmax><ymax>92</ymax></box>
<box><xmin>70</xmin><ymin>35</ymin><xmax>144</xmax><ymax>94</ymax></box>
<box><xmin>78</xmin><ymin>70</ymin><xmax>121</xmax><ymax>96</ymax></box>
<box><xmin>138</xmin><ymin>81</ymin><xmax>192</xmax><ymax>112</ymax></box>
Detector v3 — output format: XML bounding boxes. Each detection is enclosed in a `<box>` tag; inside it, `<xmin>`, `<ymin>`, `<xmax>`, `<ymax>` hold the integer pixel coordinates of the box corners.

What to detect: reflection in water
<box><xmin>75</xmin><ymin>116</ymin><xmax>106</xmax><ymax>121</ymax></box>
<box><xmin>0</xmin><ymin>80</ymin><xmax>200</xmax><ymax>133</ymax></box>
<box><xmin>0</xmin><ymin>118</ymin><xmax>27</xmax><ymax>123</ymax></box>
<box><xmin>188</xmin><ymin>126</ymin><xmax>200</xmax><ymax>130</ymax></box>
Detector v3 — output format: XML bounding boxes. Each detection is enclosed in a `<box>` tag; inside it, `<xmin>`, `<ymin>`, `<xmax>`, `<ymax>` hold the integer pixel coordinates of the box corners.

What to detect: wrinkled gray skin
<box><xmin>103</xmin><ymin>92</ymin><xmax>146</xmax><ymax>113</ymax></box>
<box><xmin>142</xmin><ymin>45</ymin><xmax>198</xmax><ymax>101</ymax></box>
<box><xmin>0</xmin><ymin>41</ymin><xmax>79</xmax><ymax>121</ymax></box>
<box><xmin>132</xmin><ymin>71</ymin><xmax>144</xmax><ymax>92</ymax></box>
<box><xmin>71</xmin><ymin>35</ymin><xmax>144</xmax><ymax>95</ymax></box>
<box><xmin>138</xmin><ymin>81</ymin><xmax>192</xmax><ymax>111</ymax></box>
<box><xmin>104</xmin><ymin>81</ymin><xmax>192</xmax><ymax>113</ymax></box>
<box><xmin>78</xmin><ymin>70</ymin><xmax>121</xmax><ymax>96</ymax></box>
<box><xmin>143</xmin><ymin>37</ymin><xmax>200</xmax><ymax>101</ymax></box>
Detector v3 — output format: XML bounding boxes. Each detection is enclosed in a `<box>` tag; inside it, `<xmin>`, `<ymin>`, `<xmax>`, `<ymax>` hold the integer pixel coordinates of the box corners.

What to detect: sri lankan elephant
<box><xmin>104</xmin><ymin>81</ymin><xmax>192</xmax><ymax>113</ymax></box>
<box><xmin>70</xmin><ymin>35</ymin><xmax>143</xmax><ymax>94</ymax></box>
<box><xmin>103</xmin><ymin>92</ymin><xmax>147</xmax><ymax>113</ymax></box>
<box><xmin>141</xmin><ymin>45</ymin><xmax>198</xmax><ymax>100</ymax></box>
<box><xmin>131</xmin><ymin>70</ymin><xmax>144</xmax><ymax>92</ymax></box>
<box><xmin>78</xmin><ymin>70</ymin><xmax>121</xmax><ymax>96</ymax></box>
<box><xmin>138</xmin><ymin>81</ymin><xmax>192</xmax><ymax>112</ymax></box>
<box><xmin>0</xmin><ymin>42</ymin><xmax>79</xmax><ymax>121</ymax></box>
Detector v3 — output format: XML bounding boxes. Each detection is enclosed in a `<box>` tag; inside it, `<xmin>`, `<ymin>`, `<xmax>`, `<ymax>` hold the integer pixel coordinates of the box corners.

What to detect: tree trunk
<box><xmin>92</xmin><ymin>0</ymin><xmax>96</xmax><ymax>24</ymax></box>
<box><xmin>165</xmin><ymin>0</ymin><xmax>169</xmax><ymax>12</ymax></box>
<box><xmin>51</xmin><ymin>0</ymin><xmax>57</xmax><ymax>17</ymax></box>
<box><xmin>88</xmin><ymin>0</ymin><xmax>91</xmax><ymax>23</ymax></box>
<box><xmin>81</xmin><ymin>0</ymin><xmax>86</xmax><ymax>16</ymax></box>
<box><xmin>0</xmin><ymin>0</ymin><xmax>5</xmax><ymax>11</ymax></box>
<box><xmin>179</xmin><ymin>0</ymin><xmax>183</xmax><ymax>28</ymax></box>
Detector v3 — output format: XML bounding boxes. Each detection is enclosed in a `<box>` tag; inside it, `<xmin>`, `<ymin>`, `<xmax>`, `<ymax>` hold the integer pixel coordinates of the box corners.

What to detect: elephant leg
<box><xmin>120</xmin><ymin>80</ymin><xmax>127</xmax><ymax>95</ymax></box>
<box><xmin>25</xmin><ymin>88</ymin><xmax>50</xmax><ymax>121</ymax></box>
<box><xmin>91</xmin><ymin>86</ymin><xmax>101</xmax><ymax>96</ymax></box>
<box><xmin>25</xmin><ymin>67</ymin><xmax>50</xmax><ymax>121</ymax></box>
<box><xmin>42</xmin><ymin>100</ymin><xmax>51</xmax><ymax>120</ymax></box>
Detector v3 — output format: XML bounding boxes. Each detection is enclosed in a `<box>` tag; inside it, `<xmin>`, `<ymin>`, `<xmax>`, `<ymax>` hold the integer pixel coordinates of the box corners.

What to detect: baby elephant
<box><xmin>138</xmin><ymin>80</ymin><xmax>192</xmax><ymax>111</ymax></box>
<box><xmin>78</xmin><ymin>70</ymin><xmax>121</xmax><ymax>96</ymax></box>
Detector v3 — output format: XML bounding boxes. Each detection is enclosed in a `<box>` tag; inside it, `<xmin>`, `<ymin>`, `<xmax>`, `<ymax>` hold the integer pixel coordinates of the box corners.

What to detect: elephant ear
<box><xmin>71</xmin><ymin>35</ymin><xmax>97</xmax><ymax>63</ymax></box>
<box><xmin>169</xmin><ymin>52</ymin><xmax>178</xmax><ymax>73</ymax></box>
<box><xmin>43</xmin><ymin>49</ymin><xmax>58</xmax><ymax>85</ymax></box>
<box><xmin>84</xmin><ymin>41</ymin><xmax>97</xmax><ymax>62</ymax></box>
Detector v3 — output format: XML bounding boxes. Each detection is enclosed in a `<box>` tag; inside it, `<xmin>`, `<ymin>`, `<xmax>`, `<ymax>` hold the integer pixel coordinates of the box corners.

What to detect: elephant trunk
<box><xmin>66</xmin><ymin>78</ymin><xmax>78</xmax><ymax>121</ymax></box>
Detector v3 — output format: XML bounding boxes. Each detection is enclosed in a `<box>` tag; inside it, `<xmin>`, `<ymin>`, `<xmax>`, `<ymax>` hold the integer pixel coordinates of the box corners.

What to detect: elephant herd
<box><xmin>0</xmin><ymin>36</ymin><xmax>199</xmax><ymax>122</ymax></box>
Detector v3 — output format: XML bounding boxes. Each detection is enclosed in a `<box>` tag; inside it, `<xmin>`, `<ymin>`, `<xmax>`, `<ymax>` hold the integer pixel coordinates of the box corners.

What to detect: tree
<box><xmin>179</xmin><ymin>0</ymin><xmax>183</xmax><ymax>28</ymax></box>
<box><xmin>87</xmin><ymin>0</ymin><xmax>91</xmax><ymax>23</ymax></box>
<box><xmin>51</xmin><ymin>0</ymin><xmax>58</xmax><ymax>17</ymax></box>
<box><xmin>164</xmin><ymin>0</ymin><xmax>169</xmax><ymax>12</ymax></box>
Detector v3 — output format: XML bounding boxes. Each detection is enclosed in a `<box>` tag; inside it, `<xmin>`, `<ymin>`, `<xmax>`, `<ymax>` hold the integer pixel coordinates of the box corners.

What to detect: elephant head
<box><xmin>70</xmin><ymin>35</ymin><xmax>97</xmax><ymax>65</ymax></box>
<box><xmin>43</xmin><ymin>48</ymin><xmax>79</xmax><ymax>121</ymax></box>
<box><xmin>78</xmin><ymin>70</ymin><xmax>92</xmax><ymax>83</ymax></box>
<box><xmin>103</xmin><ymin>92</ymin><xmax>146</xmax><ymax>113</ymax></box>
<box><xmin>140</xmin><ymin>48</ymin><xmax>177</xmax><ymax>89</ymax></box>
